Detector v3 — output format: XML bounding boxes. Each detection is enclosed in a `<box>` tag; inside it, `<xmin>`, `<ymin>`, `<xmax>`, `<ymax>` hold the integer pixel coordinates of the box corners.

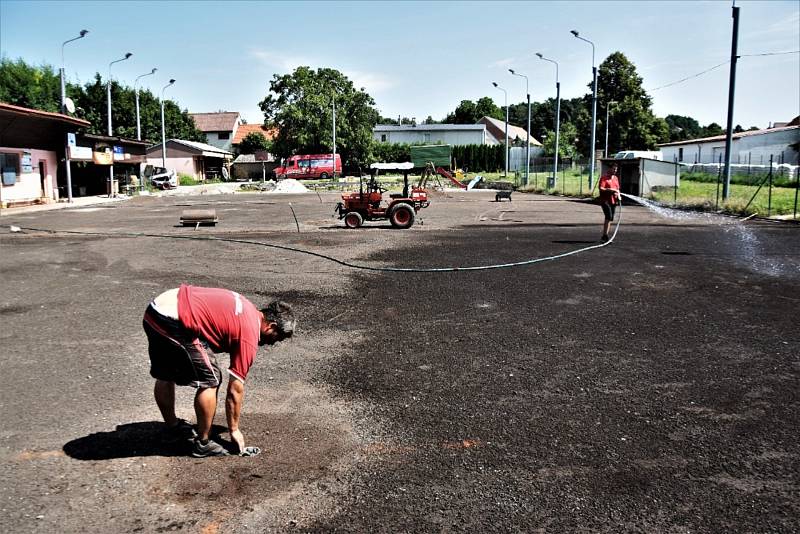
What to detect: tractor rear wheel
<box><xmin>389</xmin><ymin>203</ymin><xmax>415</xmax><ymax>229</ymax></box>
<box><xmin>344</xmin><ymin>211</ymin><xmax>363</xmax><ymax>229</ymax></box>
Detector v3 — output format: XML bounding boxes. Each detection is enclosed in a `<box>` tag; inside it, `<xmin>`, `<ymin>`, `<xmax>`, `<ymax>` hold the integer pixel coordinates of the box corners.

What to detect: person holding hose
<box><xmin>142</xmin><ymin>284</ymin><xmax>295</xmax><ymax>457</ymax></box>
<box><xmin>598</xmin><ymin>163</ymin><xmax>622</xmax><ymax>242</ymax></box>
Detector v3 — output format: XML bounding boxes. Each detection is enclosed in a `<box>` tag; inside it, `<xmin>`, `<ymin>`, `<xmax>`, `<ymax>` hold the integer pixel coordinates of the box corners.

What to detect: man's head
<box><xmin>259</xmin><ymin>300</ymin><xmax>296</xmax><ymax>346</ymax></box>
<box><xmin>610</xmin><ymin>163</ymin><xmax>619</xmax><ymax>174</ymax></box>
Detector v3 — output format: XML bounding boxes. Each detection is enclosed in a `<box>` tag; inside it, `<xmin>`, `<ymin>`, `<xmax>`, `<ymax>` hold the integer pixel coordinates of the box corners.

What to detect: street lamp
<box><xmin>60</xmin><ymin>29</ymin><xmax>88</xmax><ymax>203</ymax></box>
<box><xmin>605</xmin><ymin>100</ymin><xmax>617</xmax><ymax>158</ymax></box>
<box><xmin>134</xmin><ymin>68</ymin><xmax>157</xmax><ymax>141</ymax></box>
<box><xmin>332</xmin><ymin>94</ymin><xmax>337</xmax><ymax>179</ymax></box>
<box><xmin>571</xmin><ymin>29</ymin><xmax>598</xmax><ymax>190</ymax></box>
<box><xmin>509</xmin><ymin>68</ymin><xmax>530</xmax><ymax>186</ymax></box>
<box><xmin>107</xmin><ymin>52</ymin><xmax>132</xmax><ymax>197</ymax></box>
<box><xmin>536</xmin><ymin>52</ymin><xmax>561</xmax><ymax>187</ymax></box>
<box><xmin>492</xmin><ymin>82</ymin><xmax>509</xmax><ymax>178</ymax></box>
<box><xmin>160</xmin><ymin>79</ymin><xmax>176</xmax><ymax>169</ymax></box>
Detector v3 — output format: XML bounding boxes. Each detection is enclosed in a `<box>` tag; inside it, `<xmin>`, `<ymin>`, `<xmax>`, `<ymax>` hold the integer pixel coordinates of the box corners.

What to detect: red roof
<box><xmin>232</xmin><ymin>123</ymin><xmax>276</xmax><ymax>144</ymax></box>
<box><xmin>189</xmin><ymin>112</ymin><xmax>240</xmax><ymax>132</ymax></box>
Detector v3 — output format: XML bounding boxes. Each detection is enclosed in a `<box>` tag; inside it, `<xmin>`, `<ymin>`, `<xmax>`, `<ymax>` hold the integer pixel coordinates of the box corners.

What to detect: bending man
<box><xmin>598</xmin><ymin>163</ymin><xmax>622</xmax><ymax>242</ymax></box>
<box><xmin>142</xmin><ymin>284</ymin><xmax>295</xmax><ymax>457</ymax></box>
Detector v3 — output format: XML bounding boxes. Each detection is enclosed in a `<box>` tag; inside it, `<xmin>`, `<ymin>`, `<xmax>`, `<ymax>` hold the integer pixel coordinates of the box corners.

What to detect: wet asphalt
<box><xmin>1</xmin><ymin>190</ymin><xmax>798</xmax><ymax>533</ymax></box>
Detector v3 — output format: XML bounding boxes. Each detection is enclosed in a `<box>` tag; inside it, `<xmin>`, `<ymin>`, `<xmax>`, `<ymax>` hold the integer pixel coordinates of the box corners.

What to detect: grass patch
<box><xmin>650</xmin><ymin>179</ymin><xmax>799</xmax><ymax>217</ymax></box>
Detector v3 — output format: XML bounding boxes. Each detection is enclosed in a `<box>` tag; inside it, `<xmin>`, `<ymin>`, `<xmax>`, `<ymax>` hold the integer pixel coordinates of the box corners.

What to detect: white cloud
<box><xmin>249</xmin><ymin>48</ymin><xmax>394</xmax><ymax>93</ymax></box>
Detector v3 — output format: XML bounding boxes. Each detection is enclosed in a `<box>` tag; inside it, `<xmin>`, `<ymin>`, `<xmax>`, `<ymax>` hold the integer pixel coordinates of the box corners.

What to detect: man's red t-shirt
<box><xmin>599</xmin><ymin>173</ymin><xmax>620</xmax><ymax>205</ymax></box>
<box><xmin>177</xmin><ymin>284</ymin><xmax>261</xmax><ymax>382</ymax></box>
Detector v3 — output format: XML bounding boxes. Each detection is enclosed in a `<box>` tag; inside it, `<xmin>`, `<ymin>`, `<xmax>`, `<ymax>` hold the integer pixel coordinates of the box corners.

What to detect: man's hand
<box><xmin>230</xmin><ymin>429</ymin><xmax>245</xmax><ymax>453</ymax></box>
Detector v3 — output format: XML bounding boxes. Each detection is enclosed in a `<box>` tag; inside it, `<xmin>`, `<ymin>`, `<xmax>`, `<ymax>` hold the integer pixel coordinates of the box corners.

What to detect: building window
<box><xmin>678</xmin><ymin>147</ymin><xmax>683</xmax><ymax>161</ymax></box>
<box><xmin>423</xmin><ymin>133</ymin><xmax>431</xmax><ymax>143</ymax></box>
<box><xmin>217</xmin><ymin>132</ymin><xmax>230</xmax><ymax>140</ymax></box>
<box><xmin>381</xmin><ymin>134</ymin><xmax>387</xmax><ymax>142</ymax></box>
<box><xmin>1</xmin><ymin>152</ymin><xmax>20</xmax><ymax>186</ymax></box>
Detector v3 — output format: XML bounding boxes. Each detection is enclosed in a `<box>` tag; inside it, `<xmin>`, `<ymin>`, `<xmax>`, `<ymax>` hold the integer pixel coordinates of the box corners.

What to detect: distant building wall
<box><xmin>661</xmin><ymin>128</ymin><xmax>799</xmax><ymax>164</ymax></box>
<box><xmin>373</xmin><ymin>128</ymin><xmax>486</xmax><ymax>146</ymax></box>
<box><xmin>0</xmin><ymin>146</ymin><xmax>58</xmax><ymax>204</ymax></box>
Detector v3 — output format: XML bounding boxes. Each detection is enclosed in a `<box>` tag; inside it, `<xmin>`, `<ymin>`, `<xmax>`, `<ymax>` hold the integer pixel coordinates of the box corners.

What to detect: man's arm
<box><xmin>226</xmin><ymin>377</ymin><xmax>245</xmax><ymax>452</ymax></box>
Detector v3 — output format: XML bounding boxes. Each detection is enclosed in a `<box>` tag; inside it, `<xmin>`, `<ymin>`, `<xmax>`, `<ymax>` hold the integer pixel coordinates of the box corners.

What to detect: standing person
<box><xmin>142</xmin><ymin>284</ymin><xmax>295</xmax><ymax>457</ymax></box>
<box><xmin>598</xmin><ymin>163</ymin><xmax>622</xmax><ymax>241</ymax></box>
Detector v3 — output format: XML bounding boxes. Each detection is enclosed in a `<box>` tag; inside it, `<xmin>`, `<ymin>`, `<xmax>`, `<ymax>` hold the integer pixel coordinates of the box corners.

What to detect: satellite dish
<box><xmin>221</xmin><ymin>166</ymin><xmax>229</xmax><ymax>180</ymax></box>
<box><xmin>64</xmin><ymin>98</ymin><xmax>76</xmax><ymax>114</ymax></box>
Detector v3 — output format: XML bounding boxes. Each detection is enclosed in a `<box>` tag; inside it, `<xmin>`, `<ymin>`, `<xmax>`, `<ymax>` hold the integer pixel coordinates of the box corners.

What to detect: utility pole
<box><xmin>537</xmin><ymin>53</ymin><xmax>561</xmax><ymax>187</ymax></box>
<box><xmin>571</xmin><ymin>30</ymin><xmax>598</xmax><ymax>190</ymax></box>
<box><xmin>60</xmin><ymin>29</ymin><xmax>88</xmax><ymax>202</ymax></box>
<box><xmin>722</xmin><ymin>4</ymin><xmax>740</xmax><ymax>200</ymax></box>
<box><xmin>332</xmin><ymin>95</ymin><xmax>337</xmax><ymax>179</ymax></box>
<box><xmin>509</xmin><ymin>69</ymin><xmax>530</xmax><ymax>185</ymax></box>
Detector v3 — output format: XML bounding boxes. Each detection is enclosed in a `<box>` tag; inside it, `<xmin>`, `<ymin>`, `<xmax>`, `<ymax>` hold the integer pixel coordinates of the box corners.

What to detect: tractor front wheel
<box><xmin>344</xmin><ymin>211</ymin><xmax>363</xmax><ymax>229</ymax></box>
<box><xmin>389</xmin><ymin>203</ymin><xmax>415</xmax><ymax>229</ymax></box>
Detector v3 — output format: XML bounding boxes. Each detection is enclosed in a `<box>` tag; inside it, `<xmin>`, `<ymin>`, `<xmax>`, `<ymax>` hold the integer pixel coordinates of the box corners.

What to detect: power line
<box><xmin>648</xmin><ymin>50</ymin><xmax>799</xmax><ymax>92</ymax></box>
<box><xmin>649</xmin><ymin>61</ymin><xmax>730</xmax><ymax>92</ymax></box>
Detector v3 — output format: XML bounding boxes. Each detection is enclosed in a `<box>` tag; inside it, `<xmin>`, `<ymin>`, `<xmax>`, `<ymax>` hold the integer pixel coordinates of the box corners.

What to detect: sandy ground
<box><xmin>1</xmin><ymin>190</ymin><xmax>798</xmax><ymax>533</ymax></box>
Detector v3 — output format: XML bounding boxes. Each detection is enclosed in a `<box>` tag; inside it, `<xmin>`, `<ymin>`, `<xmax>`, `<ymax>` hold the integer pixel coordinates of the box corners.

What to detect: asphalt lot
<box><xmin>1</xmin><ymin>189</ymin><xmax>799</xmax><ymax>533</ymax></box>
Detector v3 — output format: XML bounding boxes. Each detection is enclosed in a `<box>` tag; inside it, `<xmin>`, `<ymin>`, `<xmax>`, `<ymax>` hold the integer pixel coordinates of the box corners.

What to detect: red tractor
<box><xmin>335</xmin><ymin>163</ymin><xmax>429</xmax><ymax>229</ymax></box>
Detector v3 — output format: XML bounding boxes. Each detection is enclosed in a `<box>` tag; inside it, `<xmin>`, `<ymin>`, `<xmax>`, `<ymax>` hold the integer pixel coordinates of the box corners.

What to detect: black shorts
<box><xmin>601</xmin><ymin>202</ymin><xmax>617</xmax><ymax>221</ymax></box>
<box><xmin>142</xmin><ymin>305</ymin><xmax>222</xmax><ymax>388</ymax></box>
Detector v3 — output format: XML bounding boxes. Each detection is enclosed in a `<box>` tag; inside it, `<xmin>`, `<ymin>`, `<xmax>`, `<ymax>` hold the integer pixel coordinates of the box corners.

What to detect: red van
<box><xmin>275</xmin><ymin>154</ymin><xmax>342</xmax><ymax>180</ymax></box>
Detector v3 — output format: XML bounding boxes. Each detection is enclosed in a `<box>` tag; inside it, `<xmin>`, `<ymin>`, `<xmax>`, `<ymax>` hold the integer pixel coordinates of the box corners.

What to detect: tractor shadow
<box><xmin>63</xmin><ymin>421</ymin><xmax>229</xmax><ymax>460</ymax></box>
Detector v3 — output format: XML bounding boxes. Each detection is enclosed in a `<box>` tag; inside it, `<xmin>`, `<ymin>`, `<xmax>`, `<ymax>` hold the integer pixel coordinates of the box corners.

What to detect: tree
<box><xmin>542</xmin><ymin>122</ymin><xmax>579</xmax><ymax>159</ymax></box>
<box><xmin>595</xmin><ymin>51</ymin><xmax>669</xmax><ymax>153</ymax></box>
<box><xmin>664</xmin><ymin>114</ymin><xmax>702</xmax><ymax>142</ymax></box>
<box><xmin>701</xmin><ymin>122</ymin><xmax>724</xmax><ymax>137</ymax></box>
<box><xmin>443</xmin><ymin>97</ymin><xmax>502</xmax><ymax>124</ymax></box>
<box><xmin>238</xmin><ymin>132</ymin><xmax>271</xmax><ymax>154</ymax></box>
<box><xmin>0</xmin><ymin>57</ymin><xmax>205</xmax><ymax>142</ymax></box>
<box><xmin>259</xmin><ymin>66</ymin><xmax>379</xmax><ymax>167</ymax></box>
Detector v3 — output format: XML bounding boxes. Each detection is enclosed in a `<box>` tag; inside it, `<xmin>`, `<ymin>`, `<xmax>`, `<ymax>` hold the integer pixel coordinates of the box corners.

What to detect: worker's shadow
<box><xmin>63</xmin><ymin>421</ymin><xmax>229</xmax><ymax>460</ymax></box>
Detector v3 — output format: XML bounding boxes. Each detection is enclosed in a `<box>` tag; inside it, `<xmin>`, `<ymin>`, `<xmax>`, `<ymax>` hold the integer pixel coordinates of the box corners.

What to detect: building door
<box><xmin>39</xmin><ymin>160</ymin><xmax>47</xmax><ymax>197</ymax></box>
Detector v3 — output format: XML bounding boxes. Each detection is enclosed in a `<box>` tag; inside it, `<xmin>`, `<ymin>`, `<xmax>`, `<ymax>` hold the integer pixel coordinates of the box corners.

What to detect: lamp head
<box><xmin>79</xmin><ymin>30</ymin><xmax>89</xmax><ymax>37</ymax></box>
<box><xmin>492</xmin><ymin>82</ymin><xmax>498</xmax><ymax>87</ymax></box>
<box><xmin>570</xmin><ymin>30</ymin><xmax>579</xmax><ymax>37</ymax></box>
<box><xmin>508</xmin><ymin>68</ymin><xmax>515</xmax><ymax>74</ymax></box>
<box><xmin>169</xmin><ymin>79</ymin><xmax>176</xmax><ymax>85</ymax></box>
<box><xmin>536</xmin><ymin>53</ymin><xmax>543</xmax><ymax>59</ymax></box>
<box><xmin>124</xmin><ymin>52</ymin><xmax>133</xmax><ymax>59</ymax></box>
<box><xmin>151</xmin><ymin>68</ymin><xmax>158</xmax><ymax>74</ymax></box>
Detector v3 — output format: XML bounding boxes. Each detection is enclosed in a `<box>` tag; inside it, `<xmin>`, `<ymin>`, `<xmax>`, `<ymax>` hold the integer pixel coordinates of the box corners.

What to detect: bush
<box><xmin>179</xmin><ymin>173</ymin><xmax>199</xmax><ymax>186</ymax></box>
<box><xmin>683</xmin><ymin>170</ymin><xmax>797</xmax><ymax>188</ymax></box>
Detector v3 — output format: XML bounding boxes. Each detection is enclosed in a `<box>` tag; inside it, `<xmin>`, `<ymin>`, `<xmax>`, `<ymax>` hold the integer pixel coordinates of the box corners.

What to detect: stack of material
<box><xmin>272</xmin><ymin>179</ymin><xmax>309</xmax><ymax>193</ymax></box>
<box><xmin>180</xmin><ymin>209</ymin><xmax>219</xmax><ymax>227</ymax></box>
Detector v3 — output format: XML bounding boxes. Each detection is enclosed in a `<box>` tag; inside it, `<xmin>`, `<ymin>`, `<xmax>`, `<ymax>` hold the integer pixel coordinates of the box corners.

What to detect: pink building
<box><xmin>0</xmin><ymin>103</ymin><xmax>90</xmax><ymax>208</ymax></box>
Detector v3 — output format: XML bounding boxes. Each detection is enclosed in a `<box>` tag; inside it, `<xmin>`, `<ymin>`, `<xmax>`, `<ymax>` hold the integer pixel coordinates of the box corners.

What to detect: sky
<box><xmin>1</xmin><ymin>0</ymin><xmax>798</xmax><ymax>130</ymax></box>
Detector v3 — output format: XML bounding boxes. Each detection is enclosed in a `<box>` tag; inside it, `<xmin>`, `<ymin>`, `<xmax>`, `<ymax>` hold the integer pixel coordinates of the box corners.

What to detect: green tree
<box><xmin>444</xmin><ymin>97</ymin><xmax>502</xmax><ymax>124</ymax></box>
<box><xmin>541</xmin><ymin>122</ymin><xmax>579</xmax><ymax>159</ymax></box>
<box><xmin>701</xmin><ymin>122</ymin><xmax>724</xmax><ymax>137</ymax></box>
<box><xmin>259</xmin><ymin>66</ymin><xmax>379</xmax><ymax>167</ymax></box>
<box><xmin>664</xmin><ymin>114</ymin><xmax>702</xmax><ymax>142</ymax></box>
<box><xmin>237</xmin><ymin>132</ymin><xmax>271</xmax><ymax>154</ymax></box>
<box><xmin>0</xmin><ymin>58</ymin><xmax>204</xmax><ymax>142</ymax></box>
<box><xmin>596</xmin><ymin>51</ymin><xmax>668</xmax><ymax>153</ymax></box>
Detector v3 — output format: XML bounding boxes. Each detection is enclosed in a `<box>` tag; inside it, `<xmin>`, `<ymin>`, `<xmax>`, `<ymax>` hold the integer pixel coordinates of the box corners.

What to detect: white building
<box><xmin>374</xmin><ymin>124</ymin><xmax>492</xmax><ymax>146</ymax></box>
<box><xmin>658</xmin><ymin>123</ymin><xmax>799</xmax><ymax>165</ymax></box>
<box><xmin>189</xmin><ymin>112</ymin><xmax>242</xmax><ymax>151</ymax></box>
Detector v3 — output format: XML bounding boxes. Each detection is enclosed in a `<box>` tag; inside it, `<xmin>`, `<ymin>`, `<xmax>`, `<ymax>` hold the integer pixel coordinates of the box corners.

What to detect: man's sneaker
<box><xmin>601</xmin><ymin>234</ymin><xmax>610</xmax><ymax>242</ymax></box>
<box><xmin>191</xmin><ymin>438</ymin><xmax>230</xmax><ymax>458</ymax></box>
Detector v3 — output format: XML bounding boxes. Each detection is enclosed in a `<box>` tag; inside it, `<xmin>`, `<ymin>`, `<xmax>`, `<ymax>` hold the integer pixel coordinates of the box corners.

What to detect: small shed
<box><xmin>146</xmin><ymin>139</ymin><xmax>233</xmax><ymax>181</ymax></box>
<box><xmin>600</xmin><ymin>158</ymin><xmax>680</xmax><ymax>197</ymax></box>
<box><xmin>232</xmin><ymin>153</ymin><xmax>278</xmax><ymax>181</ymax></box>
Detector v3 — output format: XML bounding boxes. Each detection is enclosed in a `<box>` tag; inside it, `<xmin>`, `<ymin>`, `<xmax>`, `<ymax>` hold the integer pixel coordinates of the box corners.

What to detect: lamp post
<box><xmin>536</xmin><ymin>52</ymin><xmax>560</xmax><ymax>187</ymax></box>
<box><xmin>332</xmin><ymin>95</ymin><xmax>337</xmax><ymax>179</ymax></box>
<box><xmin>492</xmin><ymin>82</ymin><xmax>509</xmax><ymax>178</ymax></box>
<box><xmin>160</xmin><ymin>79</ymin><xmax>176</xmax><ymax>169</ymax></box>
<box><xmin>60</xmin><ymin>29</ymin><xmax>88</xmax><ymax>203</ymax></box>
<box><xmin>107</xmin><ymin>52</ymin><xmax>132</xmax><ymax>197</ymax></box>
<box><xmin>571</xmin><ymin>30</ymin><xmax>598</xmax><ymax>190</ymax></box>
<box><xmin>509</xmin><ymin>69</ymin><xmax>530</xmax><ymax>186</ymax></box>
<box><xmin>134</xmin><ymin>68</ymin><xmax>157</xmax><ymax>141</ymax></box>
<box><xmin>605</xmin><ymin>100</ymin><xmax>617</xmax><ymax>158</ymax></box>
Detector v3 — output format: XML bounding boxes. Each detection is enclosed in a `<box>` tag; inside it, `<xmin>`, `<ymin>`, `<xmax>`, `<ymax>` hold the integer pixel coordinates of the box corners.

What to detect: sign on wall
<box><xmin>93</xmin><ymin>143</ymin><xmax>113</xmax><ymax>165</ymax></box>
<box><xmin>67</xmin><ymin>133</ymin><xmax>76</xmax><ymax>147</ymax></box>
<box><xmin>21</xmin><ymin>151</ymin><xmax>33</xmax><ymax>173</ymax></box>
<box><xmin>70</xmin><ymin>146</ymin><xmax>92</xmax><ymax>160</ymax></box>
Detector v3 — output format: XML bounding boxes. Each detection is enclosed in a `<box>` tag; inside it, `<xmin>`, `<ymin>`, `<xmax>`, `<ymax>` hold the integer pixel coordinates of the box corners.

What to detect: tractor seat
<box><xmin>389</xmin><ymin>193</ymin><xmax>404</xmax><ymax>199</ymax></box>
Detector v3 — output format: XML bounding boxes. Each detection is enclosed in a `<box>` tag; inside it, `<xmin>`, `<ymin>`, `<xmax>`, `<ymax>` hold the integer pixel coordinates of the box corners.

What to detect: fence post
<box><xmin>794</xmin><ymin>161</ymin><xmax>799</xmax><ymax>220</ymax></box>
<box><xmin>767</xmin><ymin>154</ymin><xmax>773</xmax><ymax>217</ymax></box>
<box><xmin>748</xmin><ymin>152</ymin><xmax>751</xmax><ymax>177</ymax></box>
<box><xmin>715</xmin><ymin>154</ymin><xmax>723</xmax><ymax>210</ymax></box>
<box><xmin>673</xmin><ymin>155</ymin><xmax>678</xmax><ymax>205</ymax></box>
